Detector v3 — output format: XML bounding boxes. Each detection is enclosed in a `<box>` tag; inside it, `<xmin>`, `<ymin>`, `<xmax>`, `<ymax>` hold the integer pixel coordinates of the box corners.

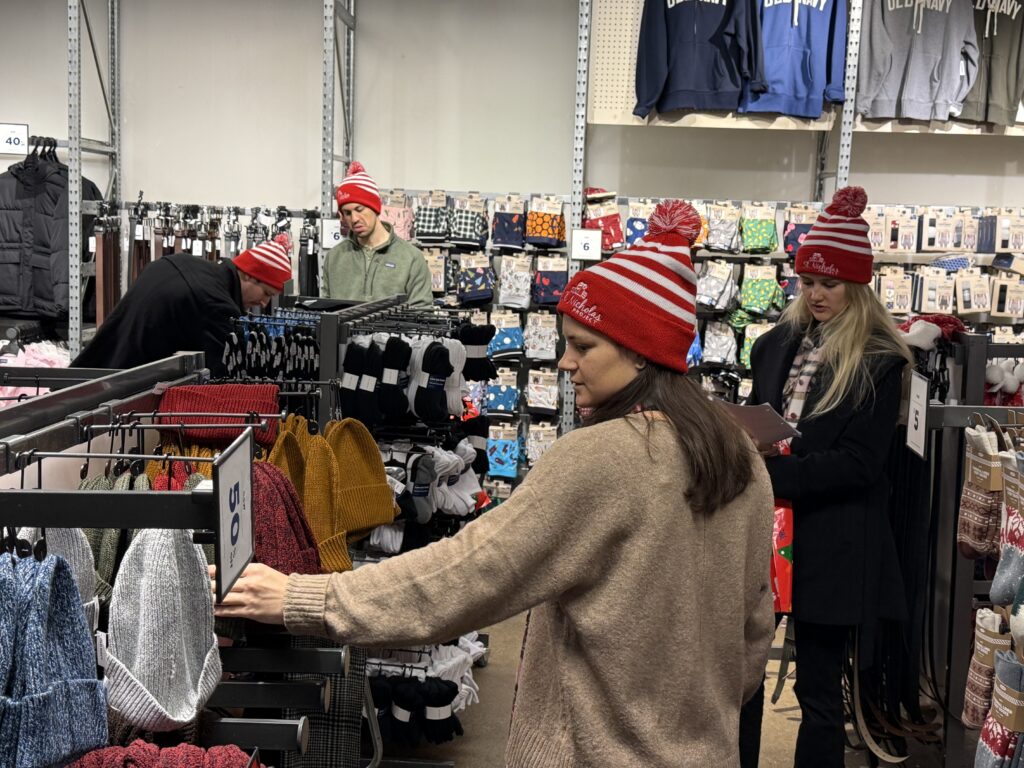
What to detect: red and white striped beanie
<box><xmin>334</xmin><ymin>161</ymin><xmax>381</xmax><ymax>214</ymax></box>
<box><xmin>795</xmin><ymin>186</ymin><xmax>873</xmax><ymax>284</ymax></box>
<box><xmin>233</xmin><ymin>240</ymin><xmax>292</xmax><ymax>292</ymax></box>
<box><xmin>557</xmin><ymin>199</ymin><xmax>699</xmax><ymax>373</ymax></box>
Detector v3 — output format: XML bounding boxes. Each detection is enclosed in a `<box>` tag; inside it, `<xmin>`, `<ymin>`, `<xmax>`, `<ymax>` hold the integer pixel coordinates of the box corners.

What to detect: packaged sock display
<box><xmin>740</xmin><ymin>323</ymin><xmax>775</xmax><ymax>369</ymax></box>
<box><xmin>339</xmin><ymin>342</ymin><xmax>364</xmax><ymax>418</ymax></box>
<box><xmin>380</xmin><ymin>190</ymin><xmax>413</xmax><ymax>240</ymax></box>
<box><xmin>462</xmin><ymin>415</ymin><xmax>491</xmax><ymax>475</ymax></box>
<box><xmin>779</xmin><ymin>265</ymin><xmax>800</xmax><ymax>303</ymax></box>
<box><xmin>524</xmin><ymin>312</ymin><xmax>559</xmax><ymax>361</ymax></box>
<box><xmin>497</xmin><ymin>254</ymin><xmax>534</xmax><ymax>309</ymax></box>
<box><xmin>625</xmin><ymin>199</ymin><xmax>656</xmax><ymax>246</ymax></box>
<box><xmin>422</xmin><ymin>248</ymin><xmax>447</xmax><ymax>295</ymax></box>
<box><xmin>487</xmin><ymin>423</ymin><xmax>520</xmax><ymax>479</ymax></box>
<box><xmin>706</xmin><ymin>203</ymin><xmax>742</xmax><ymax>253</ymax></box>
<box><xmin>356</xmin><ymin>339</ymin><xmax>384</xmax><ymax>428</ymax></box>
<box><xmin>975</xmin><ymin>650</ymin><xmax>1024</xmax><ymax>766</ymax></box>
<box><xmin>697</xmin><ymin>260</ymin><xmax>738</xmax><ymax>310</ymax></box>
<box><xmin>740</xmin><ymin>203</ymin><xmax>779</xmax><ymax>253</ymax></box>
<box><xmin>783</xmin><ymin>205</ymin><xmax>820</xmax><ymax>257</ymax></box>
<box><xmin>958</xmin><ymin>426</ymin><xmax>1002</xmax><ymax>559</ymax></box>
<box><xmin>408</xmin><ymin>339</ymin><xmax>455</xmax><ymax>423</ymax></box>
<box><xmin>583</xmin><ymin>188</ymin><xmax>624</xmax><ymax>252</ymax></box>
<box><xmin>703</xmin><ymin>322</ymin><xmax>738</xmax><ymax>365</ymax></box>
<box><xmin>963</xmin><ymin>609</ymin><xmax>1011</xmax><ymax>729</ymax></box>
<box><xmin>486</xmin><ymin>366</ymin><xmax>520</xmax><ymax>417</ymax></box>
<box><xmin>739</xmin><ymin>265</ymin><xmax>786</xmax><ymax>316</ymax></box>
<box><xmin>492</xmin><ymin>195</ymin><xmax>527</xmax><ymax>250</ymax></box>
<box><xmin>525</xmin><ymin>195</ymin><xmax>566</xmax><ymax>248</ymax></box>
<box><xmin>456</xmin><ymin>252</ymin><xmax>496</xmax><ymax>304</ymax></box>
<box><xmin>487</xmin><ymin>311</ymin><xmax>524</xmax><ymax>359</ymax></box>
<box><xmin>525</xmin><ymin>368</ymin><xmax>559</xmax><ymax>415</ymax></box>
<box><xmin>457</xmin><ymin>321</ymin><xmax>498</xmax><ymax>381</ymax></box>
<box><xmin>414</xmin><ymin>190</ymin><xmax>450</xmax><ymax>243</ymax></box>
<box><xmin>449</xmin><ymin>195</ymin><xmax>489</xmax><ymax>249</ymax></box>
<box><xmin>992</xmin><ymin>451</ymin><xmax>1024</xmax><ymax>605</ymax></box>
<box><xmin>532</xmin><ymin>256</ymin><xmax>568</xmax><ymax>306</ymax></box>
<box><xmin>526</xmin><ymin>421</ymin><xmax>558</xmax><ymax>467</ymax></box>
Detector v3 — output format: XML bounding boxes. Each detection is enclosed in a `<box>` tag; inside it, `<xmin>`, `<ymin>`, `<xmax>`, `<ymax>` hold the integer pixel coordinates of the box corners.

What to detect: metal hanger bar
<box><xmin>207</xmin><ymin>680</ymin><xmax>331</xmax><ymax>712</ymax></box>
<box><xmin>219</xmin><ymin>647</ymin><xmax>350</xmax><ymax>676</ymax></box>
<box><xmin>82</xmin><ymin>421</ymin><xmax>269</xmax><ymax>433</ymax></box>
<box><xmin>13</xmin><ymin>450</ymin><xmax>217</xmax><ymax>463</ymax></box>
<box><xmin>123</xmin><ymin>411</ymin><xmax>283</xmax><ymax>420</ymax></box>
<box><xmin>0</xmin><ymin>488</ymin><xmax>216</xmax><ymax>530</ymax></box>
<box><xmin>200</xmin><ymin>717</ymin><xmax>309</xmax><ymax>753</ymax></box>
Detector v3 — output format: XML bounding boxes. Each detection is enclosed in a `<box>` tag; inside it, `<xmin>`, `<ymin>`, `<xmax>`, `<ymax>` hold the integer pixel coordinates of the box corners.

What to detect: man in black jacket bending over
<box><xmin>72</xmin><ymin>241</ymin><xmax>292</xmax><ymax>376</ymax></box>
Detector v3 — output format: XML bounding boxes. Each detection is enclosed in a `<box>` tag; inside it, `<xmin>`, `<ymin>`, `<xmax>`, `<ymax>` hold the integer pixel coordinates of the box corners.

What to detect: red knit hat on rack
<box><xmin>795</xmin><ymin>186</ymin><xmax>874</xmax><ymax>284</ymax></box>
<box><xmin>232</xmin><ymin>240</ymin><xmax>292</xmax><ymax>293</ymax></box>
<box><xmin>557</xmin><ymin>199</ymin><xmax>699</xmax><ymax>373</ymax></box>
<box><xmin>335</xmin><ymin>161</ymin><xmax>381</xmax><ymax>214</ymax></box>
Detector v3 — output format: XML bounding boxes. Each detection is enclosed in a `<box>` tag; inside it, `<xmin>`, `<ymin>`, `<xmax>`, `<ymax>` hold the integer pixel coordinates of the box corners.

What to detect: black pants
<box><xmin>739</xmin><ymin>620</ymin><xmax>852</xmax><ymax>768</ymax></box>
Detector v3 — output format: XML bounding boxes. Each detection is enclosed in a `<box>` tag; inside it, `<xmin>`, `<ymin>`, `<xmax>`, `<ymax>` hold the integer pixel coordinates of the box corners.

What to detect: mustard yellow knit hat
<box><xmin>268</xmin><ymin>431</ymin><xmax>306</xmax><ymax>498</ymax></box>
<box><xmin>303</xmin><ymin>434</ymin><xmax>352</xmax><ymax>572</ymax></box>
<box><xmin>325</xmin><ymin>418</ymin><xmax>397</xmax><ymax>544</ymax></box>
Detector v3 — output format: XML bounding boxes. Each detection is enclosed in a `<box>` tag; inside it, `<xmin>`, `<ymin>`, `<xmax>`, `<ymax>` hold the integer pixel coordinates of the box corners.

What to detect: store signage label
<box><xmin>0</xmin><ymin>123</ymin><xmax>28</xmax><ymax>152</ymax></box>
<box><xmin>571</xmin><ymin>228</ymin><xmax>601</xmax><ymax>262</ymax></box>
<box><xmin>213</xmin><ymin>429</ymin><xmax>254</xmax><ymax>601</ymax></box>
<box><xmin>906</xmin><ymin>371</ymin><xmax>929</xmax><ymax>459</ymax></box>
<box><xmin>321</xmin><ymin>219</ymin><xmax>343</xmax><ymax>248</ymax></box>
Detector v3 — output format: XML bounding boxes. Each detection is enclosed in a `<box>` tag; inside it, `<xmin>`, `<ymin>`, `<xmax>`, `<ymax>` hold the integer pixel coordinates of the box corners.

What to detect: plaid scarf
<box><xmin>782</xmin><ymin>333</ymin><xmax>825</xmax><ymax>436</ymax></box>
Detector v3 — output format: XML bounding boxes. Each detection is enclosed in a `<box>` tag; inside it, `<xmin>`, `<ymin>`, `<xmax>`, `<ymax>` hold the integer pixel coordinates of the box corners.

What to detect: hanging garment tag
<box><xmin>192</xmin><ymin>240</ymin><xmax>204</xmax><ymax>257</ymax></box>
<box><xmin>88</xmin><ymin>236</ymin><xmax>96</xmax><ymax>253</ymax></box>
<box><xmin>95</xmin><ymin>630</ymin><xmax>108</xmax><ymax>668</ymax></box>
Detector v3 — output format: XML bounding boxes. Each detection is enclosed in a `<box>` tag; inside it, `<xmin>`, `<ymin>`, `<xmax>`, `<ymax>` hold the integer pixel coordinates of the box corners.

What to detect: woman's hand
<box><xmin>758</xmin><ymin>442</ymin><xmax>781</xmax><ymax>458</ymax></box>
<box><xmin>209</xmin><ymin>563</ymin><xmax>288</xmax><ymax>625</ymax></box>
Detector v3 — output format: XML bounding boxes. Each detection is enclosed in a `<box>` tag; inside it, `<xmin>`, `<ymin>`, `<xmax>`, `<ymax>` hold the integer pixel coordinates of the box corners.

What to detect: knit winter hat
<box><xmin>557</xmin><ymin>199</ymin><xmax>700</xmax><ymax>373</ymax></box>
<box><xmin>0</xmin><ymin>554</ymin><xmax>108</xmax><ymax>767</ymax></box>
<box><xmin>335</xmin><ymin>161</ymin><xmax>381</xmax><ymax>215</ymax></box>
<box><xmin>233</xmin><ymin>240</ymin><xmax>292</xmax><ymax>292</ymax></box>
<box><xmin>326</xmin><ymin>418</ymin><xmax>398</xmax><ymax>542</ymax></box>
<box><xmin>302</xmin><ymin>433</ymin><xmax>351</xmax><ymax>572</ymax></box>
<box><xmin>795</xmin><ymin>186</ymin><xmax>874</xmax><ymax>284</ymax></box>
<box><xmin>158</xmin><ymin>384</ymin><xmax>280</xmax><ymax>448</ymax></box>
<box><xmin>268</xmin><ymin>429</ymin><xmax>306</xmax><ymax>496</ymax></box>
<box><xmin>252</xmin><ymin>463</ymin><xmax>321</xmax><ymax>575</ymax></box>
<box><xmin>103</xmin><ymin>528</ymin><xmax>222</xmax><ymax>732</ymax></box>
<box><xmin>18</xmin><ymin>527</ymin><xmax>99</xmax><ymax>632</ymax></box>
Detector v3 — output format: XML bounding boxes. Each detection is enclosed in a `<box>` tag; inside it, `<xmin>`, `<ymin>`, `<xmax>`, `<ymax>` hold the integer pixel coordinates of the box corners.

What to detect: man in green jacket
<box><xmin>322</xmin><ymin>161</ymin><xmax>433</xmax><ymax>308</ymax></box>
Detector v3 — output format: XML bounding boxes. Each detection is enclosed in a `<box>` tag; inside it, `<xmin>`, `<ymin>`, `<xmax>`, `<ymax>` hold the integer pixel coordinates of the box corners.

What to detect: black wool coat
<box><xmin>72</xmin><ymin>254</ymin><xmax>243</xmax><ymax>376</ymax></box>
<box><xmin>749</xmin><ymin>323</ymin><xmax>907</xmax><ymax>627</ymax></box>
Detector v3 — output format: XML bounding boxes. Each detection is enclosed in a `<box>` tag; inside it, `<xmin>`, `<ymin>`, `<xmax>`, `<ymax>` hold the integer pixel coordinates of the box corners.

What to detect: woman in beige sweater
<box><xmin>214</xmin><ymin>200</ymin><xmax>775</xmax><ymax>766</ymax></box>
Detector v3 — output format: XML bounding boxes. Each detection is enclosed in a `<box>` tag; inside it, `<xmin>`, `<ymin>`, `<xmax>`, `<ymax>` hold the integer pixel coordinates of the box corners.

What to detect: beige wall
<box><xmin>0</xmin><ymin>0</ymin><xmax>1021</xmax><ymax>208</ymax></box>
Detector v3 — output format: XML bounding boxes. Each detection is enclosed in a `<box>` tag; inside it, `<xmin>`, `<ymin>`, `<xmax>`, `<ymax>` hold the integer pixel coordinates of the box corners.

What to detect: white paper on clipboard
<box><xmin>716</xmin><ymin>400</ymin><xmax>801</xmax><ymax>446</ymax></box>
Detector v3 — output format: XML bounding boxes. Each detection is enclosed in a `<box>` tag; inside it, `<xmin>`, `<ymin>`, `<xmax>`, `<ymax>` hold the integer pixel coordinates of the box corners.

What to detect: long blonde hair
<box><xmin>778</xmin><ymin>282</ymin><xmax>913</xmax><ymax>417</ymax></box>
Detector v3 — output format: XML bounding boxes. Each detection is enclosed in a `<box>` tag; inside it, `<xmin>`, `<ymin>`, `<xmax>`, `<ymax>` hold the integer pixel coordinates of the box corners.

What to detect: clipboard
<box><xmin>716</xmin><ymin>400</ymin><xmax>801</xmax><ymax>446</ymax></box>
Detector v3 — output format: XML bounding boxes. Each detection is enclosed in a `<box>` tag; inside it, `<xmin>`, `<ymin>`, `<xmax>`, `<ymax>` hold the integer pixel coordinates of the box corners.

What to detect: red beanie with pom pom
<box><xmin>335</xmin><ymin>161</ymin><xmax>381</xmax><ymax>214</ymax></box>
<box><xmin>795</xmin><ymin>186</ymin><xmax>874</xmax><ymax>284</ymax></box>
<box><xmin>557</xmin><ymin>199</ymin><xmax>699</xmax><ymax>373</ymax></box>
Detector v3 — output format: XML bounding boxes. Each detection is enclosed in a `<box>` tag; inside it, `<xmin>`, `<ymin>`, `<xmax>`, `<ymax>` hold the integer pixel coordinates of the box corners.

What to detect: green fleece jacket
<box><xmin>321</xmin><ymin>223</ymin><xmax>433</xmax><ymax>308</ymax></box>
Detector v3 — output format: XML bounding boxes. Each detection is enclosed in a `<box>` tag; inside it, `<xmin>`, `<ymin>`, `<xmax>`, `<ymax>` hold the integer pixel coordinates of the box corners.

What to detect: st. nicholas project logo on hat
<box><xmin>803</xmin><ymin>252</ymin><xmax>840</xmax><ymax>277</ymax></box>
<box><xmin>563</xmin><ymin>281</ymin><xmax>603</xmax><ymax>324</ymax></box>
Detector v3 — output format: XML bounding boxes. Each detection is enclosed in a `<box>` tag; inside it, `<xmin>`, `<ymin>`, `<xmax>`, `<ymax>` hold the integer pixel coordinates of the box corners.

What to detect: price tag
<box><xmin>906</xmin><ymin>371</ymin><xmax>929</xmax><ymax>459</ymax></box>
<box><xmin>321</xmin><ymin>219</ymin><xmax>343</xmax><ymax>248</ymax></box>
<box><xmin>134</xmin><ymin>225</ymin><xmax>144</xmax><ymax>241</ymax></box>
<box><xmin>571</xmin><ymin>228</ymin><xmax>601</xmax><ymax>262</ymax></box>
<box><xmin>192</xmin><ymin>240</ymin><xmax>204</xmax><ymax>257</ymax></box>
<box><xmin>0</xmin><ymin>123</ymin><xmax>28</xmax><ymax>152</ymax></box>
<box><xmin>213</xmin><ymin>430</ymin><xmax>254</xmax><ymax>602</ymax></box>
<box><xmin>88</xmin><ymin>236</ymin><xmax>96</xmax><ymax>253</ymax></box>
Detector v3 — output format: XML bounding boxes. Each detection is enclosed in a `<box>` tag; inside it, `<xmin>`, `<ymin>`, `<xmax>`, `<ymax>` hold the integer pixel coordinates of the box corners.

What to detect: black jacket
<box><xmin>0</xmin><ymin>157</ymin><xmax>102</xmax><ymax>318</ymax></box>
<box><xmin>749</xmin><ymin>323</ymin><xmax>907</xmax><ymax>627</ymax></box>
<box><xmin>72</xmin><ymin>254</ymin><xmax>243</xmax><ymax>376</ymax></box>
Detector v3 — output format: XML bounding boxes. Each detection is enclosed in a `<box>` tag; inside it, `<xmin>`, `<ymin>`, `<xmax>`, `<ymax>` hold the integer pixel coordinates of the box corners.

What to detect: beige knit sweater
<box><xmin>284</xmin><ymin>416</ymin><xmax>775</xmax><ymax>767</ymax></box>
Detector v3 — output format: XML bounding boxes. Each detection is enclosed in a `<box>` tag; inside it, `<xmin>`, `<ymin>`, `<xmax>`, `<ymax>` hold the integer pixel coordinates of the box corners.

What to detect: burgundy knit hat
<box><xmin>557</xmin><ymin>199</ymin><xmax>700</xmax><ymax>373</ymax></box>
<box><xmin>157</xmin><ymin>384</ymin><xmax>280</xmax><ymax>448</ymax></box>
<box><xmin>335</xmin><ymin>161</ymin><xmax>381</xmax><ymax>214</ymax></box>
<box><xmin>795</xmin><ymin>186</ymin><xmax>874</xmax><ymax>284</ymax></box>
<box><xmin>252</xmin><ymin>463</ymin><xmax>321</xmax><ymax>575</ymax></box>
<box><xmin>233</xmin><ymin>240</ymin><xmax>292</xmax><ymax>292</ymax></box>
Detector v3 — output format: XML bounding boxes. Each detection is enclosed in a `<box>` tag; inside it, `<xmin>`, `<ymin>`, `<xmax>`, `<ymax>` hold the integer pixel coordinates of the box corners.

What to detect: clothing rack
<box><xmin>0</xmin><ymin>355</ymin><xmax>372</xmax><ymax>760</ymax></box>
<box><xmin>921</xmin><ymin>331</ymin><xmax>1024</xmax><ymax>767</ymax></box>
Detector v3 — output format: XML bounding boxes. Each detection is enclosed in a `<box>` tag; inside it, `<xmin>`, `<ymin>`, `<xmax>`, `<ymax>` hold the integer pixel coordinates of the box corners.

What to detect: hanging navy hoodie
<box><xmin>738</xmin><ymin>0</ymin><xmax>848</xmax><ymax>118</ymax></box>
<box><xmin>634</xmin><ymin>0</ymin><xmax>768</xmax><ymax>117</ymax></box>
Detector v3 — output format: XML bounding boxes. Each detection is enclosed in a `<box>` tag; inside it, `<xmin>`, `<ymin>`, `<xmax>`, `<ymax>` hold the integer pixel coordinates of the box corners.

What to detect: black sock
<box><xmin>414</xmin><ymin>342</ymin><xmax>454</xmax><ymax>424</ymax></box>
<box><xmin>458</xmin><ymin>323</ymin><xmax>498</xmax><ymax>381</ymax></box>
<box><xmin>356</xmin><ymin>340</ymin><xmax>384</xmax><ymax>429</ymax></box>
<box><xmin>380</xmin><ymin>336</ymin><xmax>413</xmax><ymax>420</ymax></box>
<box><xmin>339</xmin><ymin>343</ymin><xmax>365</xmax><ymax>419</ymax></box>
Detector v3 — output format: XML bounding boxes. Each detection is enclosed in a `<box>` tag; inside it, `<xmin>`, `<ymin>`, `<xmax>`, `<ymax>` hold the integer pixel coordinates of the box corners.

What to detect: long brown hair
<box><xmin>586</xmin><ymin>365</ymin><xmax>755</xmax><ymax>516</ymax></box>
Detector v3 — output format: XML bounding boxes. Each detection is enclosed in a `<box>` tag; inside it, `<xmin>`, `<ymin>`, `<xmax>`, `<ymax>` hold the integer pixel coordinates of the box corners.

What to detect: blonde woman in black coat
<box><xmin>739</xmin><ymin>187</ymin><xmax>913</xmax><ymax>768</ymax></box>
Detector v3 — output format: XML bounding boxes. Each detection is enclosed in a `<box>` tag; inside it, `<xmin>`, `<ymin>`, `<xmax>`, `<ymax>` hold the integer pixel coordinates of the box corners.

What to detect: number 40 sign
<box><xmin>1</xmin><ymin>124</ymin><xmax>29</xmax><ymax>152</ymax></box>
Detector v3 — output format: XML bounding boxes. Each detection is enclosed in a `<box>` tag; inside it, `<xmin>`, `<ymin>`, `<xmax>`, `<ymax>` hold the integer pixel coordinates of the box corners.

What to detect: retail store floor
<box><xmin>383</xmin><ymin>616</ymin><xmax>977</xmax><ymax>767</ymax></box>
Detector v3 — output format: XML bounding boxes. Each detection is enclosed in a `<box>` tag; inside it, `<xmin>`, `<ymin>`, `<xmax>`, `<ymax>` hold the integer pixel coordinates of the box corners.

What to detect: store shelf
<box><xmin>855</xmin><ymin>115</ymin><xmax>1024</xmax><ymax>137</ymax></box>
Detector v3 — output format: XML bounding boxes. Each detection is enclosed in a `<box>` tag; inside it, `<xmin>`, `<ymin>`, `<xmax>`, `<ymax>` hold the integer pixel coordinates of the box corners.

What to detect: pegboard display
<box><xmin>588</xmin><ymin>0</ymin><xmax>836</xmax><ymax>131</ymax></box>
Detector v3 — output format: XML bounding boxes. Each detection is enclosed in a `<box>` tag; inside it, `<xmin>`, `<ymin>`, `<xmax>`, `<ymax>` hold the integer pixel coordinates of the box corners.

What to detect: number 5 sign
<box><xmin>0</xmin><ymin>123</ymin><xmax>29</xmax><ymax>152</ymax></box>
<box><xmin>214</xmin><ymin>429</ymin><xmax>254</xmax><ymax>600</ymax></box>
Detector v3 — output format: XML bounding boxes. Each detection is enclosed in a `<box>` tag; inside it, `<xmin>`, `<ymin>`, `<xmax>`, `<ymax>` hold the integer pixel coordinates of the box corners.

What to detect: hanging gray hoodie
<box><xmin>960</xmin><ymin>0</ymin><xmax>1024</xmax><ymax>126</ymax></box>
<box><xmin>857</xmin><ymin>0</ymin><xmax>980</xmax><ymax>120</ymax></box>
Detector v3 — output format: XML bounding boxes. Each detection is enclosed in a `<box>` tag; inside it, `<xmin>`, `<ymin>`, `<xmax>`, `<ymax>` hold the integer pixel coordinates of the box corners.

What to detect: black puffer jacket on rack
<box><xmin>0</xmin><ymin>157</ymin><xmax>102</xmax><ymax>318</ymax></box>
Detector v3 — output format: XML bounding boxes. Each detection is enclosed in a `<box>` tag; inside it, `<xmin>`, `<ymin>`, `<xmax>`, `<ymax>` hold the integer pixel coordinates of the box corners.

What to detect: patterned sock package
<box><xmin>525</xmin><ymin>368</ymin><xmax>559</xmax><ymax>415</ymax></box>
<box><xmin>526</xmin><ymin>421</ymin><xmax>558</xmax><ymax>467</ymax></box>
<box><xmin>487</xmin><ymin>311</ymin><xmax>525</xmax><ymax>359</ymax></box>
<box><xmin>456</xmin><ymin>253</ymin><xmax>496</xmax><ymax>304</ymax></box>
<box><xmin>532</xmin><ymin>256</ymin><xmax>568</xmax><ymax>306</ymax></box>
<box><xmin>584</xmin><ymin>191</ymin><xmax>624</xmax><ymax>252</ymax></box>
<box><xmin>414</xmin><ymin>191</ymin><xmax>450</xmax><ymax>243</ymax></box>
<box><xmin>524</xmin><ymin>312</ymin><xmax>559</xmax><ymax>361</ymax></box>
<box><xmin>525</xmin><ymin>195</ymin><xmax>566</xmax><ymax>248</ymax></box>
<box><xmin>497</xmin><ymin>254</ymin><xmax>534</xmax><ymax>309</ymax></box>
<box><xmin>449</xmin><ymin>198</ymin><xmax>489</xmax><ymax>249</ymax></box>
<box><xmin>487</xmin><ymin>423</ymin><xmax>521</xmax><ymax>479</ymax></box>
<box><xmin>487</xmin><ymin>368</ymin><xmax>521</xmax><ymax>418</ymax></box>
<box><xmin>706</xmin><ymin>203</ymin><xmax>742</xmax><ymax>253</ymax></box>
